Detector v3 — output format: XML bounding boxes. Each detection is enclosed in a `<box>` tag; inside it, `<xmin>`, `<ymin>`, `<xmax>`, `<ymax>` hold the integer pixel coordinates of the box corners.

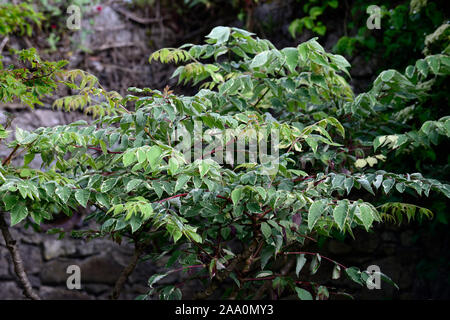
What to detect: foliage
<box><xmin>289</xmin><ymin>0</ymin><xmax>339</xmax><ymax>37</ymax></box>
<box><xmin>0</xmin><ymin>48</ymin><xmax>68</xmax><ymax>108</ymax></box>
<box><xmin>333</xmin><ymin>0</ymin><xmax>447</xmax><ymax>71</ymax></box>
<box><xmin>0</xmin><ymin>2</ymin><xmax>44</xmax><ymax>37</ymax></box>
<box><xmin>1</xmin><ymin>24</ymin><xmax>449</xmax><ymax>300</ymax></box>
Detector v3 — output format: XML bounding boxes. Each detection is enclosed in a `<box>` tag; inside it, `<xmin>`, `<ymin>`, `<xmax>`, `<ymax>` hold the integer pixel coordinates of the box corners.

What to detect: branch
<box><xmin>0</xmin><ymin>211</ymin><xmax>40</xmax><ymax>300</ymax></box>
<box><xmin>74</xmin><ymin>145</ymin><xmax>123</xmax><ymax>154</ymax></box>
<box><xmin>112</xmin><ymin>5</ymin><xmax>168</xmax><ymax>25</ymax></box>
<box><xmin>194</xmin><ymin>239</ymin><xmax>259</xmax><ymax>299</ymax></box>
<box><xmin>110</xmin><ymin>241</ymin><xmax>145</xmax><ymax>300</ymax></box>
<box><xmin>2</xmin><ymin>144</ymin><xmax>20</xmax><ymax>166</ymax></box>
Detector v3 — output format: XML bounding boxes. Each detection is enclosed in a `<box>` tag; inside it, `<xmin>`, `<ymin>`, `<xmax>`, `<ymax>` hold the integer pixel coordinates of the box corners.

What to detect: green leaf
<box><xmin>380</xmin><ymin>69</ymin><xmax>395</xmax><ymax>82</ymax></box>
<box><xmin>333</xmin><ymin>201</ymin><xmax>348</xmax><ymax>230</ymax></box>
<box><xmin>10</xmin><ymin>203</ymin><xmax>28</xmax><ymax>226</ymax></box>
<box><xmin>332</xmin><ymin>174</ymin><xmax>345</xmax><ymax>189</ymax></box>
<box><xmin>126</xmin><ymin>179</ymin><xmax>142</xmax><ymax>193</ymax></box>
<box><xmin>358</xmin><ymin>178</ymin><xmax>375</xmax><ymax>196</ymax></box>
<box><xmin>345</xmin><ymin>267</ymin><xmax>363</xmax><ymax>285</ymax></box>
<box><xmin>75</xmin><ymin>189</ymin><xmax>90</xmax><ymax>208</ymax></box>
<box><xmin>358</xmin><ymin>203</ymin><xmax>374</xmax><ymax>231</ymax></box>
<box><xmin>298</xmin><ymin>43</ymin><xmax>309</xmax><ymax>61</ymax></box>
<box><xmin>3</xmin><ymin>194</ymin><xmax>18</xmax><ymax>211</ymax></box>
<box><xmin>281</xmin><ymin>47</ymin><xmax>299</xmax><ymax>73</ymax></box>
<box><xmin>95</xmin><ymin>193</ymin><xmax>110</xmax><ymax>208</ymax></box>
<box><xmin>255</xmin><ymin>186</ymin><xmax>267</xmax><ymax>200</ymax></box>
<box><xmin>147</xmin><ymin>146</ymin><xmax>162</xmax><ymax>170</ymax></box>
<box><xmin>256</xmin><ymin>270</ymin><xmax>273</xmax><ymax>278</ymax></box>
<box><xmin>309</xmin><ymin>253</ymin><xmax>321</xmax><ymax>275</ymax></box>
<box><xmin>261</xmin><ymin>222</ymin><xmax>272</xmax><ymax>239</ymax></box>
<box><xmin>148</xmin><ymin>273</ymin><xmax>167</xmax><ymax>287</ymax></box>
<box><xmin>129</xmin><ymin>215</ymin><xmax>143</xmax><ymax>233</ymax></box>
<box><xmin>231</xmin><ymin>187</ymin><xmax>243</xmax><ymax>206</ymax></box>
<box><xmin>55</xmin><ymin>186</ymin><xmax>71</xmax><ymax>204</ymax></box>
<box><xmin>250</xmin><ymin>50</ymin><xmax>271</xmax><ymax>69</ymax></box>
<box><xmin>295</xmin><ymin>254</ymin><xmax>307</xmax><ymax>277</ymax></box>
<box><xmin>122</xmin><ymin>150</ymin><xmax>136</xmax><ymax>166</ymax></box>
<box><xmin>295</xmin><ymin>287</ymin><xmax>313</xmax><ymax>300</ymax></box>
<box><xmin>382</xmin><ymin>178</ymin><xmax>395</xmax><ymax>194</ymax></box>
<box><xmin>101</xmin><ymin>178</ymin><xmax>118</xmax><ymax>193</ymax></box>
<box><xmin>174</xmin><ymin>174</ymin><xmax>190</xmax><ymax>192</ymax></box>
<box><xmin>206</xmin><ymin>26</ymin><xmax>231</xmax><ymax>45</ymax></box>
<box><xmin>99</xmin><ymin>140</ymin><xmax>108</xmax><ymax>155</ymax></box>
<box><xmin>136</xmin><ymin>149</ymin><xmax>146</xmax><ymax>163</ymax></box>
<box><xmin>169</xmin><ymin>157</ymin><xmax>179</xmax><ymax>175</ymax></box>
<box><xmin>308</xmin><ymin>200</ymin><xmax>326</xmax><ymax>230</ymax></box>
<box><xmin>344</xmin><ymin>177</ymin><xmax>354</xmax><ymax>194</ymax></box>
<box><xmin>396</xmin><ymin>182</ymin><xmax>406</xmax><ymax>193</ymax></box>
<box><xmin>332</xmin><ymin>264</ymin><xmax>341</xmax><ymax>280</ymax></box>
<box><xmin>260</xmin><ymin>246</ymin><xmax>274</xmax><ymax>270</ymax></box>
<box><xmin>199</xmin><ymin>161</ymin><xmax>210</xmax><ymax>178</ymax></box>
<box><xmin>378</xmin><ymin>271</ymin><xmax>399</xmax><ymax>290</ymax></box>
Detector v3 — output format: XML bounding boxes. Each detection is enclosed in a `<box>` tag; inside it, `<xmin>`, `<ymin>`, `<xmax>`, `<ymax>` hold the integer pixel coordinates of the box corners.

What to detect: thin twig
<box><xmin>112</xmin><ymin>5</ymin><xmax>168</xmax><ymax>24</ymax></box>
<box><xmin>2</xmin><ymin>144</ymin><xmax>20</xmax><ymax>166</ymax></box>
<box><xmin>0</xmin><ymin>211</ymin><xmax>41</xmax><ymax>300</ymax></box>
